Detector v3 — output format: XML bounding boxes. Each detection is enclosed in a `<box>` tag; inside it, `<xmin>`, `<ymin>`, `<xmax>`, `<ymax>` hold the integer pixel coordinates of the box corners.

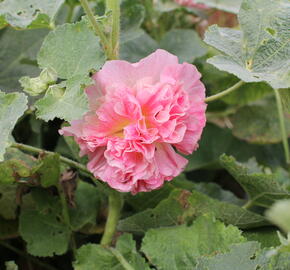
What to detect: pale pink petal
<box><xmin>155</xmin><ymin>143</ymin><xmax>188</xmax><ymax>177</ymax></box>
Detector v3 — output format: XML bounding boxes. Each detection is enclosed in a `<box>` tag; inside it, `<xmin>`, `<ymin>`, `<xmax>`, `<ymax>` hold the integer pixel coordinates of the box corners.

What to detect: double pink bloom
<box><xmin>60</xmin><ymin>50</ymin><xmax>206</xmax><ymax>194</ymax></box>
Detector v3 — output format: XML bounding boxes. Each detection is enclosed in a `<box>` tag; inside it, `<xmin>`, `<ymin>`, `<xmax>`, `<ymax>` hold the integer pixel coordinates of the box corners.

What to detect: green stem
<box><xmin>11</xmin><ymin>143</ymin><xmax>92</xmax><ymax>177</ymax></box>
<box><xmin>109</xmin><ymin>248</ymin><xmax>135</xmax><ymax>270</ymax></box>
<box><xmin>205</xmin><ymin>81</ymin><xmax>244</xmax><ymax>103</ymax></box>
<box><xmin>106</xmin><ymin>0</ymin><xmax>120</xmax><ymax>59</ymax></box>
<box><xmin>66</xmin><ymin>4</ymin><xmax>75</xmax><ymax>23</ymax></box>
<box><xmin>274</xmin><ymin>88</ymin><xmax>290</xmax><ymax>164</ymax></box>
<box><xmin>79</xmin><ymin>0</ymin><xmax>112</xmax><ymax>58</ymax></box>
<box><xmin>0</xmin><ymin>241</ymin><xmax>57</xmax><ymax>270</ymax></box>
<box><xmin>242</xmin><ymin>200</ymin><xmax>253</xmax><ymax>210</ymax></box>
<box><xmin>100</xmin><ymin>190</ymin><xmax>123</xmax><ymax>246</ymax></box>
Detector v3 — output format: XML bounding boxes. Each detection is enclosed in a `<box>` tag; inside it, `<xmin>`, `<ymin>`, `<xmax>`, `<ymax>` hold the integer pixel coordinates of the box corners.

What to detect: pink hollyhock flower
<box><xmin>175</xmin><ymin>0</ymin><xmax>208</xmax><ymax>9</ymax></box>
<box><xmin>60</xmin><ymin>50</ymin><xmax>206</xmax><ymax>194</ymax></box>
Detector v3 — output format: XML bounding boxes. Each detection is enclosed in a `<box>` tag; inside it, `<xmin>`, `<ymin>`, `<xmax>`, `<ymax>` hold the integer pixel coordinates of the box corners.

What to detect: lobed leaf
<box><xmin>204</xmin><ymin>0</ymin><xmax>290</xmax><ymax>89</ymax></box>
<box><xmin>220</xmin><ymin>154</ymin><xmax>290</xmax><ymax>208</ymax></box>
<box><xmin>37</xmin><ymin>21</ymin><xmax>105</xmax><ymax>79</ymax></box>
<box><xmin>74</xmin><ymin>234</ymin><xmax>150</xmax><ymax>270</ymax></box>
<box><xmin>0</xmin><ymin>0</ymin><xmax>64</xmax><ymax>29</ymax></box>
<box><xmin>141</xmin><ymin>214</ymin><xmax>245</xmax><ymax>270</ymax></box>
<box><xmin>0</xmin><ymin>91</ymin><xmax>27</xmax><ymax>161</ymax></box>
<box><xmin>119</xmin><ymin>188</ymin><xmax>267</xmax><ymax>234</ymax></box>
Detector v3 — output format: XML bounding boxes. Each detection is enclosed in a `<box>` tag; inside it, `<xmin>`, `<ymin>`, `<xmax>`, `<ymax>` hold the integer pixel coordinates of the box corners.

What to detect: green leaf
<box><xmin>5</xmin><ymin>261</ymin><xmax>18</xmax><ymax>270</ymax></box>
<box><xmin>194</xmin><ymin>182</ymin><xmax>244</xmax><ymax>205</ymax></box>
<box><xmin>125</xmin><ymin>183</ymin><xmax>174</xmax><ymax>212</ymax></box>
<box><xmin>33</xmin><ymin>153</ymin><xmax>60</xmax><ymax>188</ymax></box>
<box><xmin>195</xmin><ymin>0</ymin><xmax>242</xmax><ymax>14</ymax></box>
<box><xmin>120</xmin><ymin>31</ymin><xmax>159</xmax><ymax>62</ymax></box>
<box><xmin>121</xmin><ymin>29</ymin><xmax>207</xmax><ymax>63</ymax></box>
<box><xmin>196</xmin><ymin>242</ymin><xmax>264</xmax><ymax>270</ymax></box>
<box><xmin>120</xmin><ymin>0</ymin><xmax>145</xmax><ymax>43</ymax></box>
<box><xmin>204</xmin><ymin>0</ymin><xmax>290</xmax><ymax>89</ymax></box>
<box><xmin>0</xmin><ymin>0</ymin><xmax>64</xmax><ymax>29</ymax></box>
<box><xmin>0</xmin><ymin>217</ymin><xmax>18</xmax><ymax>240</ymax></box>
<box><xmin>200</xmin><ymin>62</ymin><xmax>272</xmax><ymax>105</ymax></box>
<box><xmin>0</xmin><ymin>159</ymin><xmax>31</xmax><ymax>184</ymax></box>
<box><xmin>37</xmin><ymin>21</ymin><xmax>105</xmax><ymax>79</ymax></box>
<box><xmin>119</xmin><ymin>188</ymin><xmax>266</xmax><ymax>234</ymax></box>
<box><xmin>141</xmin><ymin>214</ymin><xmax>245</xmax><ymax>270</ymax></box>
<box><xmin>196</xmin><ymin>241</ymin><xmax>290</xmax><ymax>270</ymax></box>
<box><xmin>220</xmin><ymin>154</ymin><xmax>290</xmax><ymax>208</ymax></box>
<box><xmin>0</xmin><ymin>91</ymin><xmax>27</xmax><ymax>161</ymax></box>
<box><xmin>35</xmin><ymin>75</ymin><xmax>90</xmax><ymax>121</ymax></box>
<box><xmin>243</xmin><ymin>227</ymin><xmax>280</xmax><ymax>248</ymax></box>
<box><xmin>0</xmin><ymin>148</ymin><xmax>37</xmax><ymax>184</ymax></box>
<box><xmin>188</xmin><ymin>189</ymin><xmax>268</xmax><ymax>229</ymax></box>
<box><xmin>74</xmin><ymin>234</ymin><xmax>150</xmax><ymax>270</ymax></box>
<box><xmin>231</xmin><ymin>98</ymin><xmax>290</xmax><ymax>144</ymax></box>
<box><xmin>69</xmin><ymin>181</ymin><xmax>100</xmax><ymax>231</ymax></box>
<box><xmin>185</xmin><ymin>123</ymin><xmax>284</xmax><ymax>171</ymax></box>
<box><xmin>160</xmin><ymin>29</ymin><xmax>207</xmax><ymax>62</ymax></box>
<box><xmin>0</xmin><ymin>184</ymin><xmax>17</xmax><ymax>219</ymax></box>
<box><xmin>0</xmin><ymin>28</ymin><xmax>48</xmax><ymax>92</ymax></box>
<box><xmin>19</xmin><ymin>189</ymin><xmax>71</xmax><ymax>257</ymax></box>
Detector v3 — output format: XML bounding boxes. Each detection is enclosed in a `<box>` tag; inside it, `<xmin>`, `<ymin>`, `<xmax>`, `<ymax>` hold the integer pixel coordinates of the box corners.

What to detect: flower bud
<box><xmin>19</xmin><ymin>76</ymin><xmax>48</xmax><ymax>96</ymax></box>
<box><xmin>39</xmin><ymin>68</ymin><xmax>58</xmax><ymax>85</ymax></box>
<box><xmin>266</xmin><ymin>200</ymin><xmax>290</xmax><ymax>233</ymax></box>
<box><xmin>46</xmin><ymin>84</ymin><xmax>65</xmax><ymax>99</ymax></box>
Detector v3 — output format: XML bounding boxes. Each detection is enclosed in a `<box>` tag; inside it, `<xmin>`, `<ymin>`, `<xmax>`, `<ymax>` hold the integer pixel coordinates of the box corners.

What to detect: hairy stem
<box><xmin>100</xmin><ymin>191</ymin><xmax>123</xmax><ymax>246</ymax></box>
<box><xmin>205</xmin><ymin>81</ymin><xmax>244</xmax><ymax>103</ymax></box>
<box><xmin>274</xmin><ymin>88</ymin><xmax>290</xmax><ymax>164</ymax></box>
<box><xmin>11</xmin><ymin>143</ymin><xmax>92</xmax><ymax>177</ymax></box>
<box><xmin>106</xmin><ymin>0</ymin><xmax>120</xmax><ymax>59</ymax></box>
<box><xmin>79</xmin><ymin>0</ymin><xmax>112</xmax><ymax>58</ymax></box>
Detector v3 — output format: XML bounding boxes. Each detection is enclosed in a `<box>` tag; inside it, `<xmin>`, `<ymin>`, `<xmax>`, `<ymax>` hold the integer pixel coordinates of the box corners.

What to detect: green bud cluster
<box><xmin>19</xmin><ymin>68</ymin><xmax>58</xmax><ymax>96</ymax></box>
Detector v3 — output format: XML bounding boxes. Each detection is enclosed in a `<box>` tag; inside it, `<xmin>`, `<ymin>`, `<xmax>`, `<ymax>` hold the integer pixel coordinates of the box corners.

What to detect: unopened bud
<box><xmin>46</xmin><ymin>84</ymin><xmax>65</xmax><ymax>99</ymax></box>
<box><xmin>39</xmin><ymin>68</ymin><xmax>57</xmax><ymax>85</ymax></box>
<box><xmin>19</xmin><ymin>76</ymin><xmax>47</xmax><ymax>96</ymax></box>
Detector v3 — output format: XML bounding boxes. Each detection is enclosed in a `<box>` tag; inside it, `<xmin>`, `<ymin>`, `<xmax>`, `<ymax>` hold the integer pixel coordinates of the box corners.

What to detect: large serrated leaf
<box><xmin>196</xmin><ymin>242</ymin><xmax>264</xmax><ymax>270</ymax></box>
<box><xmin>204</xmin><ymin>0</ymin><xmax>290</xmax><ymax>89</ymax></box>
<box><xmin>196</xmin><ymin>241</ymin><xmax>290</xmax><ymax>270</ymax></box>
<box><xmin>0</xmin><ymin>91</ymin><xmax>27</xmax><ymax>161</ymax></box>
<box><xmin>0</xmin><ymin>0</ymin><xmax>64</xmax><ymax>29</ymax></box>
<box><xmin>37</xmin><ymin>21</ymin><xmax>105</xmax><ymax>79</ymax></box>
<box><xmin>19</xmin><ymin>189</ymin><xmax>71</xmax><ymax>257</ymax></box>
<box><xmin>119</xmin><ymin>188</ymin><xmax>267</xmax><ymax>234</ymax></box>
<box><xmin>74</xmin><ymin>234</ymin><xmax>150</xmax><ymax>270</ymax></box>
<box><xmin>220</xmin><ymin>154</ymin><xmax>290</xmax><ymax>208</ymax></box>
<box><xmin>141</xmin><ymin>215</ymin><xmax>245</xmax><ymax>270</ymax></box>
